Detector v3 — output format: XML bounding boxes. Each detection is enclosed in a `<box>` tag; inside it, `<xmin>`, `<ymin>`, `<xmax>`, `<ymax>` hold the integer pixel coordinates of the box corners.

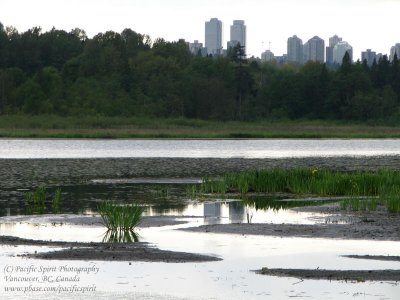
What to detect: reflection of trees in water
<box><xmin>102</xmin><ymin>229</ymin><xmax>140</xmax><ymax>243</ymax></box>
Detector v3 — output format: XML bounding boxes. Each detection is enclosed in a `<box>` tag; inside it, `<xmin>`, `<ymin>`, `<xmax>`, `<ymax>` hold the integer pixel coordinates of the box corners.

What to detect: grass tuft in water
<box><xmin>97</xmin><ymin>201</ymin><xmax>143</xmax><ymax>231</ymax></box>
<box><xmin>52</xmin><ymin>188</ymin><xmax>62</xmax><ymax>213</ymax></box>
<box><xmin>24</xmin><ymin>185</ymin><xmax>62</xmax><ymax>214</ymax></box>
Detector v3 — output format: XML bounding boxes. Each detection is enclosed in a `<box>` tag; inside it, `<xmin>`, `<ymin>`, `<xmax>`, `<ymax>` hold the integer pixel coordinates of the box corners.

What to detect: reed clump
<box><xmin>196</xmin><ymin>168</ymin><xmax>400</xmax><ymax>213</ymax></box>
<box><xmin>97</xmin><ymin>201</ymin><xmax>143</xmax><ymax>231</ymax></box>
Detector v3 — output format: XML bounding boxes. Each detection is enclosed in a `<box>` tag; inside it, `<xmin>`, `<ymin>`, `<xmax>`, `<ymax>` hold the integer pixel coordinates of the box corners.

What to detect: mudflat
<box><xmin>0</xmin><ymin>236</ymin><xmax>221</xmax><ymax>262</ymax></box>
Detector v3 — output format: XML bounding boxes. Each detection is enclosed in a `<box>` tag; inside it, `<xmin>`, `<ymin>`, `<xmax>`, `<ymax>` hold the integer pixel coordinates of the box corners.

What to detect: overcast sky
<box><xmin>1</xmin><ymin>0</ymin><xmax>399</xmax><ymax>60</ymax></box>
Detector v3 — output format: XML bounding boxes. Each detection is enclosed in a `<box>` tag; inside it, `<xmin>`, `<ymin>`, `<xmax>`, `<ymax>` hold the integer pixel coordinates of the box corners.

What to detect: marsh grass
<box><xmin>98</xmin><ymin>201</ymin><xmax>143</xmax><ymax>231</ymax></box>
<box><xmin>24</xmin><ymin>185</ymin><xmax>62</xmax><ymax>214</ymax></box>
<box><xmin>2</xmin><ymin>115</ymin><xmax>400</xmax><ymax>139</ymax></box>
<box><xmin>197</xmin><ymin>169</ymin><xmax>400</xmax><ymax>213</ymax></box>
<box><xmin>52</xmin><ymin>188</ymin><xmax>62</xmax><ymax>213</ymax></box>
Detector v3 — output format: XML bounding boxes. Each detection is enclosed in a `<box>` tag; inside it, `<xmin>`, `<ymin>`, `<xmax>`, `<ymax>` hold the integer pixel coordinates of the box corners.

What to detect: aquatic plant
<box><xmin>102</xmin><ymin>229</ymin><xmax>139</xmax><ymax>243</ymax></box>
<box><xmin>196</xmin><ymin>168</ymin><xmax>400</xmax><ymax>213</ymax></box>
<box><xmin>24</xmin><ymin>185</ymin><xmax>62</xmax><ymax>214</ymax></box>
<box><xmin>379</xmin><ymin>186</ymin><xmax>400</xmax><ymax>213</ymax></box>
<box><xmin>52</xmin><ymin>188</ymin><xmax>62</xmax><ymax>213</ymax></box>
<box><xmin>98</xmin><ymin>201</ymin><xmax>143</xmax><ymax>231</ymax></box>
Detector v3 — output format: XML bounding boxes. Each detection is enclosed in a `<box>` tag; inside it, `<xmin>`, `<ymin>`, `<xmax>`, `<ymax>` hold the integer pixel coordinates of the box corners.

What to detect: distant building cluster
<box><xmin>188</xmin><ymin>18</ymin><xmax>246</xmax><ymax>58</ymax></box>
<box><xmin>188</xmin><ymin>18</ymin><xmax>400</xmax><ymax>66</ymax></box>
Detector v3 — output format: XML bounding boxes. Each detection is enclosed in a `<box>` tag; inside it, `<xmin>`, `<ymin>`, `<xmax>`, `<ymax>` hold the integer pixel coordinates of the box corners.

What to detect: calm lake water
<box><xmin>1</xmin><ymin>138</ymin><xmax>400</xmax><ymax>299</ymax></box>
<box><xmin>1</xmin><ymin>139</ymin><xmax>400</xmax><ymax>159</ymax></box>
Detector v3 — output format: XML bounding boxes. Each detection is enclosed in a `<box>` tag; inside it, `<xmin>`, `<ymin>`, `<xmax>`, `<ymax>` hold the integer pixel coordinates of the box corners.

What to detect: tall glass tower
<box><xmin>205</xmin><ymin>18</ymin><xmax>223</xmax><ymax>56</ymax></box>
<box><xmin>229</xmin><ymin>20</ymin><xmax>246</xmax><ymax>53</ymax></box>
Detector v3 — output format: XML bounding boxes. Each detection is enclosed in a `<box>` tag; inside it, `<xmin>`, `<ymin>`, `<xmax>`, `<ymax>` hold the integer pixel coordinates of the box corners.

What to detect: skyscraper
<box><xmin>229</xmin><ymin>20</ymin><xmax>246</xmax><ymax>52</ymax></box>
<box><xmin>303</xmin><ymin>36</ymin><xmax>325</xmax><ymax>63</ymax></box>
<box><xmin>326</xmin><ymin>35</ymin><xmax>342</xmax><ymax>65</ymax></box>
<box><xmin>261</xmin><ymin>50</ymin><xmax>275</xmax><ymax>62</ymax></box>
<box><xmin>361</xmin><ymin>49</ymin><xmax>376</xmax><ymax>66</ymax></box>
<box><xmin>287</xmin><ymin>35</ymin><xmax>303</xmax><ymax>64</ymax></box>
<box><xmin>189</xmin><ymin>40</ymin><xmax>207</xmax><ymax>57</ymax></box>
<box><xmin>329</xmin><ymin>35</ymin><xmax>342</xmax><ymax>47</ymax></box>
<box><xmin>205</xmin><ymin>18</ymin><xmax>222</xmax><ymax>56</ymax></box>
<box><xmin>390</xmin><ymin>43</ymin><xmax>400</xmax><ymax>61</ymax></box>
<box><xmin>333</xmin><ymin>41</ymin><xmax>353</xmax><ymax>65</ymax></box>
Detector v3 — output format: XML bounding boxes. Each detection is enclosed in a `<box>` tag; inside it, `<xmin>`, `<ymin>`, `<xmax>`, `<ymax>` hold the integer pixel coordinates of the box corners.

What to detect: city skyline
<box><xmin>1</xmin><ymin>0</ymin><xmax>399</xmax><ymax>60</ymax></box>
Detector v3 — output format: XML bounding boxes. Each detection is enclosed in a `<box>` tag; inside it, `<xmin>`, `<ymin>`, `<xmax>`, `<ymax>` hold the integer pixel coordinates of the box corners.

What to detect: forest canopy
<box><xmin>0</xmin><ymin>24</ymin><xmax>399</xmax><ymax>122</ymax></box>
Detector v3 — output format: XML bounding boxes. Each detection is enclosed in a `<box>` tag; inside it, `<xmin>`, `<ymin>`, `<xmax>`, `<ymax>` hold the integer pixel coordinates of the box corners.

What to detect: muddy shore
<box><xmin>0</xmin><ymin>236</ymin><xmax>220</xmax><ymax>262</ymax></box>
<box><xmin>2</xmin><ymin>156</ymin><xmax>400</xmax><ymax>189</ymax></box>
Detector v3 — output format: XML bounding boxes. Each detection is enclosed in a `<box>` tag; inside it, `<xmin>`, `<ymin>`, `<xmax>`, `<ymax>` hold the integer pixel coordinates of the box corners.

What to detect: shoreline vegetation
<box><xmin>2</xmin><ymin>115</ymin><xmax>400</xmax><ymax>139</ymax></box>
<box><xmin>196</xmin><ymin>168</ymin><xmax>400</xmax><ymax>212</ymax></box>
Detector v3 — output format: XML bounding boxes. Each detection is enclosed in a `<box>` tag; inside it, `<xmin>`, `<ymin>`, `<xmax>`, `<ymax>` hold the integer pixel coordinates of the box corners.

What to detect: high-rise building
<box><xmin>329</xmin><ymin>35</ymin><xmax>342</xmax><ymax>47</ymax></box>
<box><xmin>326</xmin><ymin>35</ymin><xmax>342</xmax><ymax>65</ymax></box>
<box><xmin>287</xmin><ymin>35</ymin><xmax>303</xmax><ymax>64</ymax></box>
<box><xmin>361</xmin><ymin>49</ymin><xmax>376</xmax><ymax>66</ymax></box>
<box><xmin>188</xmin><ymin>40</ymin><xmax>207</xmax><ymax>57</ymax></box>
<box><xmin>261</xmin><ymin>50</ymin><xmax>275</xmax><ymax>62</ymax></box>
<box><xmin>205</xmin><ymin>18</ymin><xmax>223</xmax><ymax>56</ymax></box>
<box><xmin>303</xmin><ymin>36</ymin><xmax>325</xmax><ymax>63</ymax></box>
<box><xmin>390</xmin><ymin>43</ymin><xmax>400</xmax><ymax>61</ymax></box>
<box><xmin>376</xmin><ymin>53</ymin><xmax>384</xmax><ymax>63</ymax></box>
<box><xmin>333</xmin><ymin>41</ymin><xmax>353</xmax><ymax>65</ymax></box>
<box><xmin>229</xmin><ymin>20</ymin><xmax>246</xmax><ymax>53</ymax></box>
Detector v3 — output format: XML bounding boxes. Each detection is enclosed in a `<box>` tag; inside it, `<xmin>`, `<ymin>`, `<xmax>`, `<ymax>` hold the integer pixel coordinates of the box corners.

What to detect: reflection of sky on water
<box><xmin>1</xmin><ymin>233</ymin><xmax>399</xmax><ymax>300</ymax></box>
<box><xmin>0</xmin><ymin>200</ymin><xmax>326</xmax><ymax>243</ymax></box>
<box><xmin>1</xmin><ymin>198</ymin><xmax>399</xmax><ymax>299</ymax></box>
<box><xmin>2</xmin><ymin>139</ymin><xmax>400</xmax><ymax>159</ymax></box>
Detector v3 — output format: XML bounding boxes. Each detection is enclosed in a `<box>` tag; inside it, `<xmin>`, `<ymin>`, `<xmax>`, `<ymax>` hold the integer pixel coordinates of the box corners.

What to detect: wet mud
<box><xmin>256</xmin><ymin>268</ymin><xmax>400</xmax><ymax>282</ymax></box>
<box><xmin>0</xmin><ymin>236</ymin><xmax>221</xmax><ymax>262</ymax></box>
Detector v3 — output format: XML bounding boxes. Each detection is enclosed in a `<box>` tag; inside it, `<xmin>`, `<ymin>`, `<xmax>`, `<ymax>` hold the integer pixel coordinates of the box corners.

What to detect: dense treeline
<box><xmin>0</xmin><ymin>23</ymin><xmax>399</xmax><ymax>122</ymax></box>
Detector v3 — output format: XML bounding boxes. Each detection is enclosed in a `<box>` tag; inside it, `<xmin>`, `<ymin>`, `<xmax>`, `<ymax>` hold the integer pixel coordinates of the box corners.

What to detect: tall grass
<box><xmin>97</xmin><ymin>201</ymin><xmax>143</xmax><ymax>231</ymax></box>
<box><xmin>2</xmin><ymin>114</ymin><xmax>400</xmax><ymax>139</ymax></box>
<box><xmin>196</xmin><ymin>168</ymin><xmax>400</xmax><ymax>213</ymax></box>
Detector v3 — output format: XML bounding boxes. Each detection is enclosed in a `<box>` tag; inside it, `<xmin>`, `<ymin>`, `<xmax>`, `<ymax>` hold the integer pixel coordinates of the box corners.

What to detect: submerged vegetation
<box><xmin>24</xmin><ymin>185</ymin><xmax>62</xmax><ymax>214</ymax></box>
<box><xmin>196</xmin><ymin>169</ymin><xmax>400</xmax><ymax>213</ymax></box>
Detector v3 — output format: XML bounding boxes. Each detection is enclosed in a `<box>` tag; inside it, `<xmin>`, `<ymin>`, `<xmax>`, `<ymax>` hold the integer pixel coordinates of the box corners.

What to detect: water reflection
<box><xmin>204</xmin><ymin>203</ymin><xmax>221</xmax><ymax>217</ymax></box>
<box><xmin>0</xmin><ymin>183</ymin><xmax>190</xmax><ymax>217</ymax></box>
<box><xmin>2</xmin><ymin>139</ymin><xmax>400</xmax><ymax>158</ymax></box>
<box><xmin>242</xmin><ymin>196</ymin><xmax>338</xmax><ymax>211</ymax></box>
<box><xmin>102</xmin><ymin>230</ymin><xmax>139</xmax><ymax>243</ymax></box>
<box><xmin>229</xmin><ymin>201</ymin><xmax>245</xmax><ymax>222</ymax></box>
